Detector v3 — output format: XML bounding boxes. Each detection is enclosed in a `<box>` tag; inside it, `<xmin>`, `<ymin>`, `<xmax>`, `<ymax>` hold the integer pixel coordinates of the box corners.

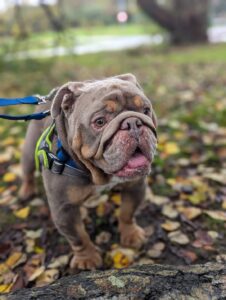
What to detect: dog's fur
<box><xmin>19</xmin><ymin>74</ymin><xmax>157</xmax><ymax>270</ymax></box>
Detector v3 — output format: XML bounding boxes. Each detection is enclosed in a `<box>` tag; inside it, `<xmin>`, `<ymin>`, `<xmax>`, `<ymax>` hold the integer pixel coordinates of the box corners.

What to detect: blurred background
<box><xmin>0</xmin><ymin>0</ymin><xmax>226</xmax><ymax>292</ymax></box>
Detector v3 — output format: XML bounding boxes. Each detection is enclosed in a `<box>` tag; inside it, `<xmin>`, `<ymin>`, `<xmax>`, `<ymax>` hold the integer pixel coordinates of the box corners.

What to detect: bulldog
<box><xmin>19</xmin><ymin>74</ymin><xmax>157</xmax><ymax>270</ymax></box>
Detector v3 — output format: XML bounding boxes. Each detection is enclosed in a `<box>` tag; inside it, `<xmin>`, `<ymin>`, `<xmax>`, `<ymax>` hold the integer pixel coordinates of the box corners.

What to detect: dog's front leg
<box><xmin>43</xmin><ymin>172</ymin><xmax>102</xmax><ymax>270</ymax></box>
<box><xmin>53</xmin><ymin>202</ymin><xmax>102</xmax><ymax>270</ymax></box>
<box><xmin>118</xmin><ymin>178</ymin><xmax>147</xmax><ymax>249</ymax></box>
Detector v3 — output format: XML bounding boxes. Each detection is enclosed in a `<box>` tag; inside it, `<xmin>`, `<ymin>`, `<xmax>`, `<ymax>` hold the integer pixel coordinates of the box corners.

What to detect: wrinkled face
<box><xmin>52</xmin><ymin>74</ymin><xmax>157</xmax><ymax>182</ymax></box>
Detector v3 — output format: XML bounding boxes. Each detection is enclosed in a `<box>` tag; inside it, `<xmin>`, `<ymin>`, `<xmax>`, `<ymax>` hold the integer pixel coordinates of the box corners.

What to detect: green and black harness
<box><xmin>0</xmin><ymin>95</ymin><xmax>89</xmax><ymax>179</ymax></box>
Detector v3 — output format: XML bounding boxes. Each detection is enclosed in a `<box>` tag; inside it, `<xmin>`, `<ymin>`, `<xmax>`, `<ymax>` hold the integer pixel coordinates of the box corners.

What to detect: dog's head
<box><xmin>51</xmin><ymin>74</ymin><xmax>157</xmax><ymax>184</ymax></box>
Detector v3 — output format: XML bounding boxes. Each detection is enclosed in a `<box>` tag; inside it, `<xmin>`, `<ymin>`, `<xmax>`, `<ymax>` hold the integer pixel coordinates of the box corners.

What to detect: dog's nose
<box><xmin>120</xmin><ymin>117</ymin><xmax>142</xmax><ymax>131</ymax></box>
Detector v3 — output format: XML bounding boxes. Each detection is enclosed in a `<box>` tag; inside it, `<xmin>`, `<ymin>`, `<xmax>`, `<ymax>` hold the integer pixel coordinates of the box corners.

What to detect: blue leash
<box><xmin>0</xmin><ymin>95</ymin><xmax>50</xmax><ymax>121</ymax></box>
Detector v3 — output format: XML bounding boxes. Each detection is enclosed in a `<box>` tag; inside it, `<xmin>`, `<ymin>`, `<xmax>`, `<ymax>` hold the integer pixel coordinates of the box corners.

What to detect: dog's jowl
<box><xmin>19</xmin><ymin>73</ymin><xmax>157</xmax><ymax>270</ymax></box>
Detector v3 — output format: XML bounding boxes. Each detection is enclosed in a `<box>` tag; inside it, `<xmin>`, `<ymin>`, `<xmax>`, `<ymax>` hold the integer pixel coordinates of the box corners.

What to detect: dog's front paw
<box><xmin>119</xmin><ymin>222</ymin><xmax>146</xmax><ymax>250</ymax></box>
<box><xmin>70</xmin><ymin>245</ymin><xmax>103</xmax><ymax>270</ymax></box>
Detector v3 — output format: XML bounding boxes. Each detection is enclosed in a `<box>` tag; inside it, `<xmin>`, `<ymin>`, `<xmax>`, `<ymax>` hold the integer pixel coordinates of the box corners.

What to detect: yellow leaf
<box><xmin>113</xmin><ymin>251</ymin><xmax>130</xmax><ymax>269</ymax></box>
<box><xmin>0</xmin><ymin>264</ymin><xmax>9</xmax><ymax>275</ymax></box>
<box><xmin>0</xmin><ymin>187</ymin><xmax>5</xmax><ymax>194</ymax></box>
<box><xmin>6</xmin><ymin>252</ymin><xmax>22</xmax><ymax>267</ymax></box>
<box><xmin>187</xmin><ymin>191</ymin><xmax>206</xmax><ymax>205</ymax></box>
<box><xmin>113</xmin><ymin>208</ymin><xmax>120</xmax><ymax>218</ymax></box>
<box><xmin>0</xmin><ymin>283</ymin><xmax>13</xmax><ymax>293</ymax></box>
<box><xmin>222</xmin><ymin>199</ymin><xmax>226</xmax><ymax>210</ymax></box>
<box><xmin>96</xmin><ymin>203</ymin><xmax>105</xmax><ymax>217</ymax></box>
<box><xmin>13</xmin><ymin>207</ymin><xmax>30</xmax><ymax>219</ymax></box>
<box><xmin>3</xmin><ymin>173</ymin><xmax>17</xmax><ymax>183</ymax></box>
<box><xmin>110</xmin><ymin>248</ymin><xmax>135</xmax><ymax>269</ymax></box>
<box><xmin>111</xmin><ymin>194</ymin><xmax>121</xmax><ymax>206</ymax></box>
<box><xmin>163</xmin><ymin>142</ymin><xmax>180</xmax><ymax>155</ymax></box>
<box><xmin>161</xmin><ymin>221</ymin><xmax>180</xmax><ymax>232</ymax></box>
<box><xmin>166</xmin><ymin>178</ymin><xmax>176</xmax><ymax>186</ymax></box>
<box><xmin>1</xmin><ymin>137</ymin><xmax>15</xmax><ymax>146</ymax></box>
<box><xmin>34</xmin><ymin>246</ymin><xmax>44</xmax><ymax>254</ymax></box>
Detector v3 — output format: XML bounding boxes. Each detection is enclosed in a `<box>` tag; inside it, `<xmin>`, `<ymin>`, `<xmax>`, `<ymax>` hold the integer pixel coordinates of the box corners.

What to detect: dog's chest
<box><xmin>83</xmin><ymin>177</ymin><xmax>126</xmax><ymax>207</ymax></box>
<box><xmin>95</xmin><ymin>175</ymin><xmax>130</xmax><ymax>193</ymax></box>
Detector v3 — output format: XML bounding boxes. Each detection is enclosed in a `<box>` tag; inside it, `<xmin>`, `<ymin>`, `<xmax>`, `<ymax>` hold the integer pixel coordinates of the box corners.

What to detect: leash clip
<box><xmin>35</xmin><ymin>94</ymin><xmax>47</xmax><ymax>104</ymax></box>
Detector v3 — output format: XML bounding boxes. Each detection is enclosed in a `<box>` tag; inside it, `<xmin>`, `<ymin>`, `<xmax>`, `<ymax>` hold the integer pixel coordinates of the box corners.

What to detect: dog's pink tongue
<box><xmin>127</xmin><ymin>153</ymin><xmax>148</xmax><ymax>168</ymax></box>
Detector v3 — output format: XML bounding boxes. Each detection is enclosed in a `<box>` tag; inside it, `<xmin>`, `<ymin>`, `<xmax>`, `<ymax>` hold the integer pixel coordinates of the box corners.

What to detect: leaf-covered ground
<box><xmin>0</xmin><ymin>44</ymin><xmax>226</xmax><ymax>293</ymax></box>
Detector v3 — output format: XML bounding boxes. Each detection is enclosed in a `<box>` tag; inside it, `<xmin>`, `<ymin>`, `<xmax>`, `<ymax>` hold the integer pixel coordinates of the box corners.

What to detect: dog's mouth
<box><xmin>114</xmin><ymin>147</ymin><xmax>151</xmax><ymax>178</ymax></box>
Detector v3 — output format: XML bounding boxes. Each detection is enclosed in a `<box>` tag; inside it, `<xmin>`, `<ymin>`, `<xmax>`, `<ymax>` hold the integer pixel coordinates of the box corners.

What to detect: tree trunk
<box><xmin>39</xmin><ymin>0</ymin><xmax>64</xmax><ymax>32</ymax></box>
<box><xmin>7</xmin><ymin>263</ymin><xmax>226</xmax><ymax>300</ymax></box>
<box><xmin>14</xmin><ymin>1</ymin><xmax>28</xmax><ymax>38</ymax></box>
<box><xmin>137</xmin><ymin>0</ymin><xmax>210</xmax><ymax>45</ymax></box>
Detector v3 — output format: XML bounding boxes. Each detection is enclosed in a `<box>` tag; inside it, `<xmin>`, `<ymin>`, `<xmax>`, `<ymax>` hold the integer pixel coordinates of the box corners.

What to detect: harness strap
<box><xmin>35</xmin><ymin>123</ymin><xmax>90</xmax><ymax>179</ymax></box>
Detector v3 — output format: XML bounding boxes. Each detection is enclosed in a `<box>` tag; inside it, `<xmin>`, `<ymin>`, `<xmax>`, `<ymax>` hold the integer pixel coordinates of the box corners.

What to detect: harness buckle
<box><xmin>51</xmin><ymin>160</ymin><xmax>65</xmax><ymax>175</ymax></box>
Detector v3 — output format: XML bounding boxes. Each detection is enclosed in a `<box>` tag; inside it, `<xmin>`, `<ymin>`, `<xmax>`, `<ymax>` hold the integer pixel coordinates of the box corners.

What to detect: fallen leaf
<box><xmin>36</xmin><ymin>269</ymin><xmax>59</xmax><ymax>287</ymax></box>
<box><xmin>25</xmin><ymin>229</ymin><xmax>43</xmax><ymax>239</ymax></box>
<box><xmin>203</xmin><ymin>173</ymin><xmax>226</xmax><ymax>185</ymax></box>
<box><xmin>177</xmin><ymin>206</ymin><xmax>202</xmax><ymax>220</ymax></box>
<box><xmin>143</xmin><ymin>225</ymin><xmax>154</xmax><ymax>237</ymax></box>
<box><xmin>161</xmin><ymin>220</ymin><xmax>180</xmax><ymax>231</ymax></box>
<box><xmin>222</xmin><ymin>199</ymin><xmax>226</xmax><ymax>210</ymax></box>
<box><xmin>150</xmin><ymin>195</ymin><xmax>170</xmax><ymax>206</ymax></box>
<box><xmin>0</xmin><ymin>283</ymin><xmax>13</xmax><ymax>293</ymax></box>
<box><xmin>6</xmin><ymin>252</ymin><xmax>26</xmax><ymax>269</ymax></box>
<box><xmin>187</xmin><ymin>191</ymin><xmax>206</xmax><ymax>205</ymax></box>
<box><xmin>208</xmin><ymin>231</ymin><xmax>219</xmax><ymax>240</ymax></box>
<box><xmin>168</xmin><ymin>230</ymin><xmax>190</xmax><ymax>245</ymax></box>
<box><xmin>204</xmin><ymin>210</ymin><xmax>226</xmax><ymax>222</ymax></box>
<box><xmin>111</xmin><ymin>194</ymin><xmax>121</xmax><ymax>206</ymax></box>
<box><xmin>0</xmin><ymin>151</ymin><xmax>13</xmax><ymax>164</ymax></box>
<box><xmin>163</xmin><ymin>142</ymin><xmax>180</xmax><ymax>155</ymax></box>
<box><xmin>34</xmin><ymin>246</ymin><xmax>44</xmax><ymax>254</ymax></box>
<box><xmin>13</xmin><ymin>207</ymin><xmax>30</xmax><ymax>219</ymax></box>
<box><xmin>162</xmin><ymin>204</ymin><xmax>178</xmax><ymax>219</ymax></box>
<box><xmin>25</xmin><ymin>239</ymin><xmax>35</xmax><ymax>253</ymax></box>
<box><xmin>30</xmin><ymin>198</ymin><xmax>45</xmax><ymax>207</ymax></box>
<box><xmin>2</xmin><ymin>173</ymin><xmax>17</xmax><ymax>183</ymax></box>
<box><xmin>110</xmin><ymin>248</ymin><xmax>136</xmax><ymax>269</ymax></box>
<box><xmin>147</xmin><ymin>242</ymin><xmax>165</xmax><ymax>258</ymax></box>
<box><xmin>1</xmin><ymin>137</ymin><xmax>16</xmax><ymax>146</ymax></box>
<box><xmin>28</xmin><ymin>266</ymin><xmax>45</xmax><ymax>282</ymax></box>
<box><xmin>48</xmin><ymin>255</ymin><xmax>69</xmax><ymax>269</ymax></box>
<box><xmin>95</xmin><ymin>231</ymin><xmax>112</xmax><ymax>245</ymax></box>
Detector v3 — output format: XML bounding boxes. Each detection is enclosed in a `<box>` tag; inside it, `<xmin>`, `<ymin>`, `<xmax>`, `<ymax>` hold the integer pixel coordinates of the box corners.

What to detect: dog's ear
<box><xmin>51</xmin><ymin>82</ymin><xmax>84</xmax><ymax>119</ymax></box>
<box><xmin>115</xmin><ymin>73</ymin><xmax>142</xmax><ymax>89</ymax></box>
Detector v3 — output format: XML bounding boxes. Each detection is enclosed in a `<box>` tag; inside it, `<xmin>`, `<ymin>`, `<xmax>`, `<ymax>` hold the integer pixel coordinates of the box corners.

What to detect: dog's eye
<box><xmin>94</xmin><ymin>117</ymin><xmax>107</xmax><ymax>128</ymax></box>
<box><xmin>144</xmin><ymin>107</ymin><xmax>151</xmax><ymax>115</ymax></box>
